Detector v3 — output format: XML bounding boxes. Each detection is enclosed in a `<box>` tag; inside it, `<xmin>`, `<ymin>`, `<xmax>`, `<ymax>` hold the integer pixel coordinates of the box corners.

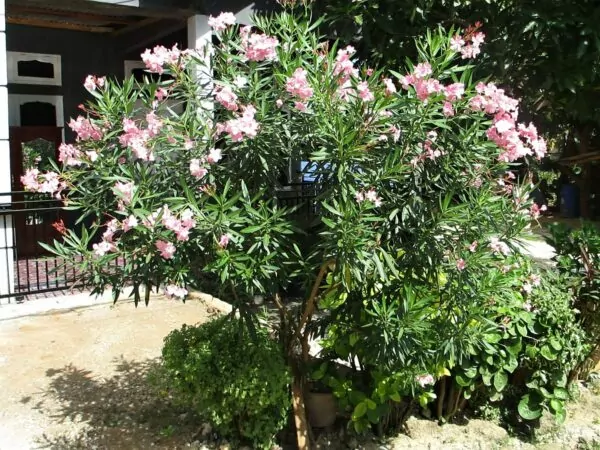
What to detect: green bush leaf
<box><xmin>518</xmin><ymin>394</ymin><xmax>543</xmax><ymax>420</ymax></box>
<box><xmin>493</xmin><ymin>371</ymin><xmax>508</xmax><ymax>392</ymax></box>
<box><xmin>352</xmin><ymin>401</ymin><xmax>368</xmax><ymax>420</ymax></box>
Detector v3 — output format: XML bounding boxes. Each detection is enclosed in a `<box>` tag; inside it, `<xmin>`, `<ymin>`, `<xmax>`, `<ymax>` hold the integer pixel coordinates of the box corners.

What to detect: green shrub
<box><xmin>161</xmin><ymin>315</ymin><xmax>291</xmax><ymax>449</ymax></box>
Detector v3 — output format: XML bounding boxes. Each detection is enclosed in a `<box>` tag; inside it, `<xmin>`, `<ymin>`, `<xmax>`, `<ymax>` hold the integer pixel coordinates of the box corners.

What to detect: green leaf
<box><xmin>352</xmin><ymin>401</ymin><xmax>367</xmax><ymax>420</ymax></box>
<box><xmin>553</xmin><ymin>387</ymin><xmax>569</xmax><ymax>400</ymax></box>
<box><xmin>518</xmin><ymin>395</ymin><xmax>543</xmax><ymax>420</ymax></box>
<box><xmin>540</xmin><ymin>345</ymin><xmax>557</xmax><ymax>361</ymax></box>
<box><xmin>549</xmin><ymin>337</ymin><xmax>563</xmax><ymax>351</ymax></box>
<box><xmin>493</xmin><ymin>371</ymin><xmax>508</xmax><ymax>392</ymax></box>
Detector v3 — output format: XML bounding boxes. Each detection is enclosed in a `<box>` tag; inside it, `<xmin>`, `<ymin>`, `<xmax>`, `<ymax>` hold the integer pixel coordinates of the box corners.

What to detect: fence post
<box><xmin>0</xmin><ymin>0</ymin><xmax>14</xmax><ymax>304</ymax></box>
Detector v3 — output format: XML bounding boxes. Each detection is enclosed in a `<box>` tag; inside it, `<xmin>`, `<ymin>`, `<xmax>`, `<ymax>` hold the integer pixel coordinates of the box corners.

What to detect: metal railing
<box><xmin>0</xmin><ymin>192</ymin><xmax>84</xmax><ymax>302</ymax></box>
<box><xmin>0</xmin><ymin>184</ymin><xmax>319</xmax><ymax>304</ymax></box>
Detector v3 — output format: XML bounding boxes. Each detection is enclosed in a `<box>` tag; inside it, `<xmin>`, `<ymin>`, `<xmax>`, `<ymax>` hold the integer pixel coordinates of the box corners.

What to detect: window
<box><xmin>8</xmin><ymin>52</ymin><xmax>62</xmax><ymax>86</ymax></box>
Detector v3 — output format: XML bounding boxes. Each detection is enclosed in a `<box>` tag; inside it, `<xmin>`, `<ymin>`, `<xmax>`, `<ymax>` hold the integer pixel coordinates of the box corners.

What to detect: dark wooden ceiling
<box><xmin>6</xmin><ymin>0</ymin><xmax>192</xmax><ymax>34</ymax></box>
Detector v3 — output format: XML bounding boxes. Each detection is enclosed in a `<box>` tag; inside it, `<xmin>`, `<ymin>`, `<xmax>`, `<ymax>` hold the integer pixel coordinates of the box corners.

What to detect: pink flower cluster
<box><xmin>411</xmin><ymin>132</ymin><xmax>445</xmax><ymax>166</ymax></box>
<box><xmin>21</xmin><ymin>169</ymin><xmax>65</xmax><ymax>198</ymax></box>
<box><xmin>93</xmin><ymin>219</ymin><xmax>119</xmax><ymax>257</ymax></box>
<box><xmin>113</xmin><ymin>181</ymin><xmax>135</xmax><ymax>208</ymax></box>
<box><xmin>160</xmin><ymin>206</ymin><xmax>196</xmax><ymax>242</ymax></box>
<box><xmin>415</xmin><ymin>374</ymin><xmax>435</xmax><ymax>388</ymax></box>
<box><xmin>119</xmin><ymin>113</ymin><xmax>163</xmax><ymax>161</ymax></box>
<box><xmin>215</xmin><ymin>85</ymin><xmax>239</xmax><ymax>111</ymax></box>
<box><xmin>450</xmin><ymin>29</ymin><xmax>485</xmax><ymax>59</ymax></box>
<box><xmin>216</xmin><ymin>105</ymin><xmax>259</xmax><ymax>142</ymax></box>
<box><xmin>286</xmin><ymin>68</ymin><xmax>314</xmax><ymax>109</ymax></box>
<box><xmin>84</xmin><ymin>75</ymin><xmax>106</xmax><ymax>91</ymax></box>
<box><xmin>58</xmin><ymin>143</ymin><xmax>83</xmax><ymax>166</ymax></box>
<box><xmin>456</xmin><ymin>258</ymin><xmax>466</xmax><ymax>271</ymax></box>
<box><xmin>122</xmin><ymin>215</ymin><xmax>138</xmax><ymax>232</ymax></box>
<box><xmin>156</xmin><ymin>240</ymin><xmax>176</xmax><ymax>259</ymax></box>
<box><xmin>357</xmin><ymin>81</ymin><xmax>374</xmax><ymax>101</ymax></box>
<box><xmin>165</xmin><ymin>284</ymin><xmax>188</xmax><ymax>299</ymax></box>
<box><xmin>208</xmin><ymin>12</ymin><xmax>236</xmax><ymax>31</ymax></box>
<box><xmin>240</xmin><ymin>26</ymin><xmax>279</xmax><ymax>62</ymax></box>
<box><xmin>333</xmin><ymin>46</ymin><xmax>358</xmax><ymax>84</ymax></box>
<box><xmin>488</xmin><ymin>237</ymin><xmax>510</xmax><ymax>256</ymax></box>
<box><xmin>383</xmin><ymin>78</ymin><xmax>396</xmax><ymax>96</ymax></box>
<box><xmin>68</xmin><ymin>116</ymin><xmax>103</xmax><ymax>141</ymax></box>
<box><xmin>470</xmin><ymin>82</ymin><xmax>547</xmax><ymax>162</ymax></box>
<box><xmin>355</xmin><ymin>188</ymin><xmax>382</xmax><ymax>207</ymax></box>
<box><xmin>141</xmin><ymin>44</ymin><xmax>181</xmax><ymax>74</ymax></box>
<box><xmin>399</xmin><ymin>63</ymin><xmax>442</xmax><ymax>102</ymax></box>
<box><xmin>218</xmin><ymin>234</ymin><xmax>230</xmax><ymax>248</ymax></box>
<box><xmin>530</xmin><ymin>203</ymin><xmax>547</xmax><ymax>219</ymax></box>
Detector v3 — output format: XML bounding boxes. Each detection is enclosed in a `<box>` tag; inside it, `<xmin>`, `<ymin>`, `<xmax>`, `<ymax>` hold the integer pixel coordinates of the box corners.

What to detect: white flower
<box><xmin>233</xmin><ymin>76</ymin><xmax>248</xmax><ymax>88</ymax></box>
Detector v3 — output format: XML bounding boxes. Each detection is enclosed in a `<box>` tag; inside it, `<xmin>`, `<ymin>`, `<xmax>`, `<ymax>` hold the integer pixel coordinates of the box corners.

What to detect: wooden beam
<box><xmin>7</xmin><ymin>15</ymin><xmax>115</xmax><ymax>33</ymax></box>
<box><xmin>111</xmin><ymin>17</ymin><xmax>160</xmax><ymax>36</ymax></box>
<box><xmin>7</xmin><ymin>5</ymin><xmax>134</xmax><ymax>24</ymax></box>
<box><xmin>6</xmin><ymin>0</ymin><xmax>193</xmax><ymax>19</ymax></box>
<box><xmin>122</xmin><ymin>20</ymin><xmax>186</xmax><ymax>54</ymax></box>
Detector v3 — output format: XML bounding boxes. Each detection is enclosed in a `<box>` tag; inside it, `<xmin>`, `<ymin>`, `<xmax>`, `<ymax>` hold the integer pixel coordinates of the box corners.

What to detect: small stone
<box><xmin>219</xmin><ymin>442</ymin><xmax>231</xmax><ymax>450</ymax></box>
<box><xmin>200</xmin><ymin>422</ymin><xmax>212</xmax><ymax>437</ymax></box>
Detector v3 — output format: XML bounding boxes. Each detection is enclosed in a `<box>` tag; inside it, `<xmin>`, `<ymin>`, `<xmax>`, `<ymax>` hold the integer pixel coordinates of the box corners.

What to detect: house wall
<box><xmin>6</xmin><ymin>24</ymin><xmax>122</xmax><ymax>140</ymax></box>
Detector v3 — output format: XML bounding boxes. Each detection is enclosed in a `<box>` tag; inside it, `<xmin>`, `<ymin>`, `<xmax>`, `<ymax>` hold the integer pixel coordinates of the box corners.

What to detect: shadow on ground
<box><xmin>31</xmin><ymin>357</ymin><xmax>203</xmax><ymax>449</ymax></box>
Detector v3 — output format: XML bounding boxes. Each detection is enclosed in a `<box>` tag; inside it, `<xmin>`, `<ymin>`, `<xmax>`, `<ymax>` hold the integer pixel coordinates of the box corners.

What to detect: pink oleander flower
<box><xmin>190</xmin><ymin>159</ymin><xmax>208</xmax><ymax>179</ymax></box>
<box><xmin>241</xmin><ymin>31</ymin><xmax>279</xmax><ymax>62</ymax></box>
<box><xmin>522</xmin><ymin>283</ymin><xmax>533</xmax><ymax>295</ymax></box>
<box><xmin>26</xmin><ymin>171</ymin><xmax>64</xmax><ymax>196</ymax></box>
<box><xmin>102</xmin><ymin>219</ymin><xmax>119</xmax><ymax>243</ymax></box>
<box><xmin>141</xmin><ymin>44</ymin><xmax>180</xmax><ymax>74</ymax></box>
<box><xmin>113</xmin><ymin>181</ymin><xmax>135</xmax><ymax>205</ymax></box>
<box><xmin>184</xmin><ymin>139</ymin><xmax>194</xmax><ymax>150</ymax></box>
<box><xmin>155</xmin><ymin>88</ymin><xmax>168</xmax><ymax>101</ymax></box>
<box><xmin>207</xmin><ymin>12</ymin><xmax>236</xmax><ymax>31</ymax></box>
<box><xmin>58</xmin><ymin>143</ymin><xmax>83</xmax><ymax>166</ymax></box>
<box><xmin>119</xmin><ymin>118</ymin><xmax>153</xmax><ymax>161</ymax></box>
<box><xmin>366</xmin><ymin>68</ymin><xmax>374</xmax><ymax>76</ymax></box>
<box><xmin>530</xmin><ymin>203</ymin><xmax>547</xmax><ymax>220</ymax></box>
<box><xmin>218</xmin><ymin>233</ymin><xmax>230</xmax><ymax>248</ymax></box>
<box><xmin>86</xmin><ymin>151</ymin><xmax>98</xmax><ymax>162</ymax></box>
<box><xmin>180</xmin><ymin>209</ymin><xmax>196</xmax><ymax>229</ymax></box>
<box><xmin>450</xmin><ymin>35</ymin><xmax>465</xmax><ymax>52</ymax></box>
<box><xmin>389</xmin><ymin>125</ymin><xmax>401</xmax><ymax>142</ymax></box>
<box><xmin>146</xmin><ymin>111</ymin><xmax>163</xmax><ymax>136</ymax></box>
<box><xmin>294</xmin><ymin>101</ymin><xmax>307</xmax><ymax>112</ymax></box>
<box><xmin>21</xmin><ymin>168</ymin><xmax>40</xmax><ymax>191</ymax></box>
<box><xmin>442</xmin><ymin>101</ymin><xmax>455</xmax><ymax>117</ymax></box>
<box><xmin>357</xmin><ymin>81</ymin><xmax>374</xmax><ymax>101</ymax></box>
<box><xmin>413</xmin><ymin>62</ymin><xmax>432</xmax><ymax>79</ymax></box>
<box><xmin>215</xmin><ymin>85</ymin><xmax>239</xmax><ymax>111</ymax></box>
<box><xmin>233</xmin><ymin>75</ymin><xmax>247</xmax><ymax>88</ymax></box>
<box><xmin>84</xmin><ymin>75</ymin><xmax>105</xmax><ymax>91</ymax></box>
<box><xmin>469</xmin><ymin>241</ymin><xmax>478</xmax><ymax>252</ymax></box>
<box><xmin>356</xmin><ymin>188</ymin><xmax>382</xmax><ymax>207</ymax></box>
<box><xmin>207</xmin><ymin>148</ymin><xmax>222</xmax><ymax>164</ymax></box>
<box><xmin>383</xmin><ymin>78</ymin><xmax>396</xmax><ymax>96</ymax></box>
<box><xmin>275</xmin><ymin>99</ymin><xmax>283</xmax><ymax>108</ymax></box>
<box><xmin>156</xmin><ymin>240</ymin><xmax>176</xmax><ymax>259</ymax></box>
<box><xmin>165</xmin><ymin>284</ymin><xmax>188</xmax><ymax>299</ymax></box>
<box><xmin>93</xmin><ymin>241</ymin><xmax>114</xmax><ymax>257</ymax></box>
<box><xmin>488</xmin><ymin>237</ymin><xmax>510</xmax><ymax>256</ymax></box>
<box><xmin>217</xmin><ymin>104</ymin><xmax>259</xmax><ymax>141</ymax></box>
<box><xmin>444</xmin><ymin>82</ymin><xmax>465</xmax><ymax>101</ymax></box>
<box><xmin>333</xmin><ymin>46</ymin><xmax>357</xmax><ymax>84</ymax></box>
<box><xmin>286</xmin><ymin>68</ymin><xmax>314</xmax><ymax>101</ymax></box>
<box><xmin>122</xmin><ymin>215</ymin><xmax>138</xmax><ymax>232</ymax></box>
<box><xmin>68</xmin><ymin>116</ymin><xmax>103</xmax><ymax>141</ymax></box>
<box><xmin>415</xmin><ymin>374</ymin><xmax>435</xmax><ymax>388</ymax></box>
<box><xmin>456</xmin><ymin>258</ymin><xmax>466</xmax><ymax>271</ymax></box>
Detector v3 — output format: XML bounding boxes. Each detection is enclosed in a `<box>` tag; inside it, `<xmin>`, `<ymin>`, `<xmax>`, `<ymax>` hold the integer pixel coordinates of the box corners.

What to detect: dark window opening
<box><xmin>131</xmin><ymin>68</ymin><xmax>174</xmax><ymax>84</ymax></box>
<box><xmin>20</xmin><ymin>102</ymin><xmax>56</xmax><ymax>126</ymax></box>
<box><xmin>17</xmin><ymin>60</ymin><xmax>55</xmax><ymax>79</ymax></box>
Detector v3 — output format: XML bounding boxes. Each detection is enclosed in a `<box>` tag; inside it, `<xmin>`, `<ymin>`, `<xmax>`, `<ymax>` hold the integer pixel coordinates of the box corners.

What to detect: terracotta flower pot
<box><xmin>306</xmin><ymin>391</ymin><xmax>337</xmax><ymax>428</ymax></box>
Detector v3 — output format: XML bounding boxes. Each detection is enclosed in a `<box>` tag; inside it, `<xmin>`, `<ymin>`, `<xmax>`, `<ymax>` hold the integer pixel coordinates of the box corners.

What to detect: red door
<box><xmin>10</xmin><ymin>126</ymin><xmax>63</xmax><ymax>257</ymax></box>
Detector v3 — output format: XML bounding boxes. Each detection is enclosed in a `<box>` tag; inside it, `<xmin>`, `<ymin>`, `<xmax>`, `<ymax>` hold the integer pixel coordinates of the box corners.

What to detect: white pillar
<box><xmin>0</xmin><ymin>0</ymin><xmax>14</xmax><ymax>303</ymax></box>
<box><xmin>187</xmin><ymin>15</ymin><xmax>213</xmax><ymax>116</ymax></box>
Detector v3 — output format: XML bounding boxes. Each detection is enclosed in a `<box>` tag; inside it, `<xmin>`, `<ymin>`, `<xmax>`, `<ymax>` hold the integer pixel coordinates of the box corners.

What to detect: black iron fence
<box><xmin>0</xmin><ymin>185</ymin><xmax>319</xmax><ymax>304</ymax></box>
<box><xmin>0</xmin><ymin>192</ymin><xmax>83</xmax><ymax>302</ymax></box>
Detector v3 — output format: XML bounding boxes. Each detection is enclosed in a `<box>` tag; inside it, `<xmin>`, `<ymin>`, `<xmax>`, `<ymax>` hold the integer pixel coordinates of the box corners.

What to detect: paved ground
<box><xmin>0</xmin><ymin>294</ymin><xmax>228</xmax><ymax>450</ymax></box>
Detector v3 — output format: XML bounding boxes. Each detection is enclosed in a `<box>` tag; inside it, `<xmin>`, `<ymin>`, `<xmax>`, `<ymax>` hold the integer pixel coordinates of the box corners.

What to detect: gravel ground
<box><xmin>0</xmin><ymin>294</ymin><xmax>227</xmax><ymax>450</ymax></box>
